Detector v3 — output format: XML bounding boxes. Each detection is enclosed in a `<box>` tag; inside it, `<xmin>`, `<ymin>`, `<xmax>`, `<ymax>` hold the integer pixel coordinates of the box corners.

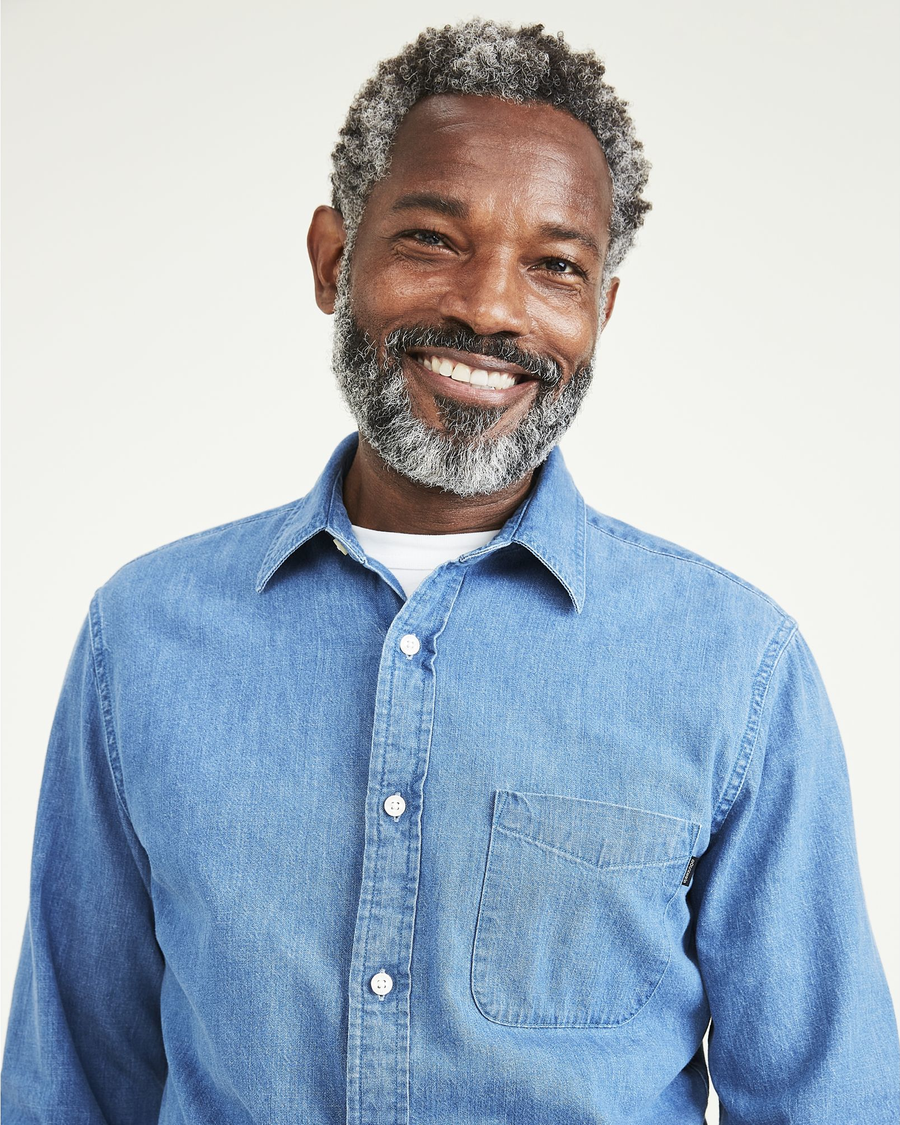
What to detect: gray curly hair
<box><xmin>330</xmin><ymin>18</ymin><xmax>651</xmax><ymax>278</ymax></box>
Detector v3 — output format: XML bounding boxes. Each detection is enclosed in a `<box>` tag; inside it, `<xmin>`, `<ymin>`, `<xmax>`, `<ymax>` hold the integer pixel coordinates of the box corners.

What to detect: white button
<box><xmin>370</xmin><ymin>971</ymin><xmax>393</xmax><ymax>998</ymax></box>
<box><xmin>332</xmin><ymin>537</ymin><xmax>348</xmax><ymax>556</ymax></box>
<box><xmin>399</xmin><ymin>634</ymin><xmax>420</xmax><ymax>656</ymax></box>
<box><xmin>383</xmin><ymin>793</ymin><xmax>406</xmax><ymax>818</ymax></box>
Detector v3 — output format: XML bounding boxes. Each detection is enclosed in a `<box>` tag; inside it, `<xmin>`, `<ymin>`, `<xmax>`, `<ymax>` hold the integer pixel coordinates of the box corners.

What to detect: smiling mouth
<box><xmin>416</xmin><ymin>353</ymin><xmax>527</xmax><ymax>389</ymax></box>
<box><xmin>405</xmin><ymin>348</ymin><xmax>537</xmax><ymax>393</ymax></box>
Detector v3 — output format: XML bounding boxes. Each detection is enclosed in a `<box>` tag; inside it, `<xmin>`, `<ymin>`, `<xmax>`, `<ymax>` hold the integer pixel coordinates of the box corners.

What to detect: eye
<box><xmin>539</xmin><ymin>257</ymin><xmax>585</xmax><ymax>277</ymax></box>
<box><xmin>406</xmin><ymin>229</ymin><xmax>447</xmax><ymax>247</ymax></box>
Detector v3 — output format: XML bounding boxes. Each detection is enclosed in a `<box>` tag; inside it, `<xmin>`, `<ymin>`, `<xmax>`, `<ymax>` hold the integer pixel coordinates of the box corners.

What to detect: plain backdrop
<box><xmin>3</xmin><ymin>0</ymin><xmax>898</xmax><ymax>1116</ymax></box>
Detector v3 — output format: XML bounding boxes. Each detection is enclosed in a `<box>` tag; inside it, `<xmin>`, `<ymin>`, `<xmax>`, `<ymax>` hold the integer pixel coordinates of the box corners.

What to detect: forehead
<box><xmin>367</xmin><ymin>94</ymin><xmax>613</xmax><ymax>239</ymax></box>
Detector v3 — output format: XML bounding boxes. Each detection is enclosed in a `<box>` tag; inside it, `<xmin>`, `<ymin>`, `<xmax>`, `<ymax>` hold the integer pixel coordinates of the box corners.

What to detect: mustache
<box><xmin>383</xmin><ymin>324</ymin><xmax>564</xmax><ymax>388</ymax></box>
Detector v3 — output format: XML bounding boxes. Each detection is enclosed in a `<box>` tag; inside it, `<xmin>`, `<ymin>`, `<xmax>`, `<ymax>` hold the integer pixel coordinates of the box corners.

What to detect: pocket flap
<box><xmin>493</xmin><ymin>790</ymin><xmax>699</xmax><ymax>871</ymax></box>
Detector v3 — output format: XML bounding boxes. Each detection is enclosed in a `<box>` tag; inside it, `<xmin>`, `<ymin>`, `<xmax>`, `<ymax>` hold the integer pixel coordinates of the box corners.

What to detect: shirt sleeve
<box><xmin>692</xmin><ymin>625</ymin><xmax>900</xmax><ymax>1122</ymax></box>
<box><xmin>1</xmin><ymin>600</ymin><xmax>167</xmax><ymax>1124</ymax></box>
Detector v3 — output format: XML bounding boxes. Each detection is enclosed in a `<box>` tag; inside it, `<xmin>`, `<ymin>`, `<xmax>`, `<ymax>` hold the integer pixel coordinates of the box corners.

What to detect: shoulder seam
<box><xmin>709</xmin><ymin>617</ymin><xmax>799</xmax><ymax>836</ymax></box>
<box><xmin>585</xmin><ymin>514</ymin><xmax>786</xmax><ymax>616</ymax></box>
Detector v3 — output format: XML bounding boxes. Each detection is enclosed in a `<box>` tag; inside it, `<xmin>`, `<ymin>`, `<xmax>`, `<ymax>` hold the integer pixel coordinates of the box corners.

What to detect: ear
<box><xmin>307</xmin><ymin>206</ymin><xmax>346</xmax><ymax>314</ymax></box>
<box><xmin>599</xmin><ymin>276</ymin><xmax>620</xmax><ymax>331</ymax></box>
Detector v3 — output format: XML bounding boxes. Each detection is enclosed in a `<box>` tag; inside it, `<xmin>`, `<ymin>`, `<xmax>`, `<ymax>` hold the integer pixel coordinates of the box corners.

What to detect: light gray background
<box><xmin>3</xmin><ymin>0</ymin><xmax>898</xmax><ymax>1114</ymax></box>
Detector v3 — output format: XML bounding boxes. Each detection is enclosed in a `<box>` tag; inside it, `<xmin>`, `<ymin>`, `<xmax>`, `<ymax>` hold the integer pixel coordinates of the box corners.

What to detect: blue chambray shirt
<box><xmin>3</xmin><ymin>431</ymin><xmax>899</xmax><ymax>1124</ymax></box>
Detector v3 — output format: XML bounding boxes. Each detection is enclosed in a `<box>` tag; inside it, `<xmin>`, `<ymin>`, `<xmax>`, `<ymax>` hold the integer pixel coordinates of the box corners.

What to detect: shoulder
<box><xmin>584</xmin><ymin>504</ymin><xmax>795</xmax><ymax>640</ymax></box>
<box><xmin>90</xmin><ymin>499</ymin><xmax>296</xmax><ymax>628</ymax></box>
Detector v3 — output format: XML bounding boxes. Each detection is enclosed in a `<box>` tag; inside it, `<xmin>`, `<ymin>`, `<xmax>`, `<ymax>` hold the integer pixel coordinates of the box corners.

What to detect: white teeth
<box><xmin>421</xmin><ymin>354</ymin><xmax>519</xmax><ymax>389</ymax></box>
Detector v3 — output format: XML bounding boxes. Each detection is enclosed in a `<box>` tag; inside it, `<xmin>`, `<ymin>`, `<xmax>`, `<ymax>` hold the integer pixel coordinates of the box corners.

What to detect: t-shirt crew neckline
<box><xmin>350</xmin><ymin>524</ymin><xmax>502</xmax><ymax>599</ymax></box>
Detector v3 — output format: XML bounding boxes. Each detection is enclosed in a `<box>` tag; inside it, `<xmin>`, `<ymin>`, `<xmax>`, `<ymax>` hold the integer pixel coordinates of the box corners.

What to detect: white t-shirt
<box><xmin>351</xmin><ymin>524</ymin><xmax>502</xmax><ymax>599</ymax></box>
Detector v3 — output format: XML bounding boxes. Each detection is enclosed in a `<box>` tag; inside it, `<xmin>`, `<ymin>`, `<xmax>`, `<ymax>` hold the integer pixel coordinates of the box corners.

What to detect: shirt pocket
<box><xmin>471</xmin><ymin>789</ymin><xmax>701</xmax><ymax>1029</ymax></box>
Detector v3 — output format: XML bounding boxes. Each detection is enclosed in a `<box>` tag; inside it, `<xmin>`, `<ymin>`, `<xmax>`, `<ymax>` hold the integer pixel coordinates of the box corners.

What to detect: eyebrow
<box><xmin>389</xmin><ymin>192</ymin><xmax>469</xmax><ymax>219</ymax></box>
<box><xmin>537</xmin><ymin>223</ymin><xmax>602</xmax><ymax>258</ymax></box>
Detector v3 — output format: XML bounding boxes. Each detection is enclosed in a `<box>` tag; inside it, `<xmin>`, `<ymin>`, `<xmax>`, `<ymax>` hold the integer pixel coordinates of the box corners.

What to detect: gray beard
<box><xmin>330</xmin><ymin>269</ymin><xmax>599</xmax><ymax>498</ymax></box>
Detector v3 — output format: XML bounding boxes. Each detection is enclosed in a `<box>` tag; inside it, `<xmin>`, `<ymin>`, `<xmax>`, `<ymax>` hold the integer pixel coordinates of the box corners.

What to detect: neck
<box><xmin>341</xmin><ymin>434</ymin><xmax>534</xmax><ymax>534</ymax></box>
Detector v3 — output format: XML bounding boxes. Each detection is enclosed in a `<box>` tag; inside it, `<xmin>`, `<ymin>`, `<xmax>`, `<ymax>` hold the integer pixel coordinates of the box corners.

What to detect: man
<box><xmin>3</xmin><ymin>17</ymin><xmax>898</xmax><ymax>1124</ymax></box>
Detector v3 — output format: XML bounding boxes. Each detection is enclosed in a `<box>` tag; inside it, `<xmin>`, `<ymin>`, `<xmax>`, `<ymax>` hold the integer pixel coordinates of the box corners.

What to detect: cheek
<box><xmin>530</xmin><ymin>301</ymin><xmax>597</xmax><ymax>368</ymax></box>
<box><xmin>349</xmin><ymin>249</ymin><xmax>442</xmax><ymax>325</ymax></box>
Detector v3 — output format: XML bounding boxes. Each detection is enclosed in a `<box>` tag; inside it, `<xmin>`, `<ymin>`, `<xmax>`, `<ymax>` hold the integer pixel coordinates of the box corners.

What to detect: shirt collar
<box><xmin>256</xmin><ymin>431</ymin><xmax>587</xmax><ymax>612</ymax></box>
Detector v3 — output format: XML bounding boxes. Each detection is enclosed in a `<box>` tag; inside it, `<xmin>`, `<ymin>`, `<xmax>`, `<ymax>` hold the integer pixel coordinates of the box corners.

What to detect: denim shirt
<box><xmin>3</xmin><ymin>431</ymin><xmax>898</xmax><ymax>1124</ymax></box>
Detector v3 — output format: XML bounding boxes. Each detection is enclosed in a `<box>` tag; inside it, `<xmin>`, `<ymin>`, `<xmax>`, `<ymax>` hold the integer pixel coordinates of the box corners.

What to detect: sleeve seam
<box><xmin>709</xmin><ymin>616</ymin><xmax>798</xmax><ymax>836</ymax></box>
<box><xmin>87</xmin><ymin>591</ymin><xmax>149</xmax><ymax>885</ymax></box>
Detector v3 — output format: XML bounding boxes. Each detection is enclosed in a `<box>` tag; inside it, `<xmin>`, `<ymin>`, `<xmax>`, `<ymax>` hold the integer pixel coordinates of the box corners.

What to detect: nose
<box><xmin>437</xmin><ymin>250</ymin><xmax>532</xmax><ymax>339</ymax></box>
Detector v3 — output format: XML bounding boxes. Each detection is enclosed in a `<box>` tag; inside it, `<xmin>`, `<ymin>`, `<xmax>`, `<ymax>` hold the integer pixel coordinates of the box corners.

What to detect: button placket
<box><xmin>345</xmin><ymin>577</ymin><xmax>467</xmax><ymax>1125</ymax></box>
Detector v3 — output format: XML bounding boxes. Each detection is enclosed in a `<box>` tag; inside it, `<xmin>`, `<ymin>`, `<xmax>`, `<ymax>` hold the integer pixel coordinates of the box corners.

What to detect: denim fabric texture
<box><xmin>3</xmin><ymin>430</ymin><xmax>899</xmax><ymax>1123</ymax></box>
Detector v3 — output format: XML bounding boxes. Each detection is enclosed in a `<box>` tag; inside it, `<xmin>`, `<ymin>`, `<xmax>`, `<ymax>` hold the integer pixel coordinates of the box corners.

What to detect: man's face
<box><xmin>318</xmin><ymin>94</ymin><xmax>617</xmax><ymax>496</ymax></box>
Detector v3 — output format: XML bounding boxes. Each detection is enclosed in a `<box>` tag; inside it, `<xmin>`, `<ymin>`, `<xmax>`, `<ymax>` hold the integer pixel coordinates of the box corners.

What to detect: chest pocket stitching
<box><xmin>493</xmin><ymin>789</ymin><xmax>699</xmax><ymax>861</ymax></box>
<box><xmin>492</xmin><ymin>824</ymin><xmax>696</xmax><ymax>874</ymax></box>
